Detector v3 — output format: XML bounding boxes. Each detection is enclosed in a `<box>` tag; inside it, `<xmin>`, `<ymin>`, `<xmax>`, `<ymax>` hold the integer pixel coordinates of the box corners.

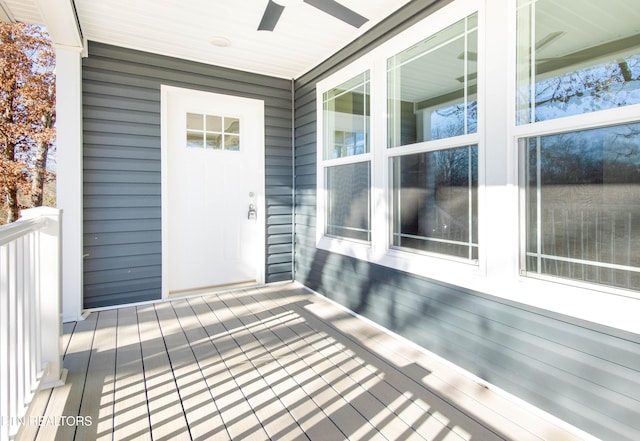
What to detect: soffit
<box><xmin>2</xmin><ymin>0</ymin><xmax>413</xmax><ymax>79</ymax></box>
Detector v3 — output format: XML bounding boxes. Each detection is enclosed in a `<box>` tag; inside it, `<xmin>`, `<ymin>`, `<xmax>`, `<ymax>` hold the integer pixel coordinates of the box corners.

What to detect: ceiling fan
<box><xmin>258</xmin><ymin>0</ymin><xmax>368</xmax><ymax>31</ymax></box>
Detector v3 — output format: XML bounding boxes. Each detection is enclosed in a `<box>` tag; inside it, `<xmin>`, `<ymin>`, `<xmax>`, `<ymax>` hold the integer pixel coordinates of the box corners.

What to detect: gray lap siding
<box><xmin>82</xmin><ymin>41</ymin><xmax>293</xmax><ymax>308</ymax></box>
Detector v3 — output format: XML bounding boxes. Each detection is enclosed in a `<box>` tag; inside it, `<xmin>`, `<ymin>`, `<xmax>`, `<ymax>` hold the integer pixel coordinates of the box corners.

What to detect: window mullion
<box><xmin>535</xmin><ymin>136</ymin><xmax>542</xmax><ymax>274</ymax></box>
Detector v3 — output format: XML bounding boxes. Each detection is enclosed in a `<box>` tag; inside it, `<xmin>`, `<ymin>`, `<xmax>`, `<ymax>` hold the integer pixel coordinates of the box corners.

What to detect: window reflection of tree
<box><xmin>529</xmin><ymin>124</ymin><xmax>640</xmax><ymax>289</ymax></box>
<box><xmin>533</xmin><ymin>45</ymin><xmax>640</xmax><ymax>121</ymax></box>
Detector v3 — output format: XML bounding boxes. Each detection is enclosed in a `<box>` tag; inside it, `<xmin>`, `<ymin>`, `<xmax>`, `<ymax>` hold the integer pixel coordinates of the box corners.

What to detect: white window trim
<box><xmin>316</xmin><ymin>0</ymin><xmax>483</xmax><ymax>282</ymax></box>
<box><xmin>506</xmin><ymin>0</ymin><xmax>640</xmax><ymax>332</ymax></box>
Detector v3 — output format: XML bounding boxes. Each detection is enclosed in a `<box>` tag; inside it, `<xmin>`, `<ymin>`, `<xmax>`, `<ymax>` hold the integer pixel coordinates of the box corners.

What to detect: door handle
<box><xmin>248</xmin><ymin>203</ymin><xmax>257</xmax><ymax>220</ymax></box>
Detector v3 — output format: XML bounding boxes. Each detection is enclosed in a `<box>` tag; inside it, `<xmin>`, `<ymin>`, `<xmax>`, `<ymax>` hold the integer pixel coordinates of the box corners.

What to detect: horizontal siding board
<box><xmin>84</xmin><ymin>170</ymin><xmax>160</xmax><ymax>185</ymax></box>
<box><xmin>84</xmin><ymin>231</ymin><xmax>160</xmax><ymax>247</ymax></box>
<box><xmin>293</xmin><ymin>140</ymin><xmax>316</xmax><ymax>156</ymax></box>
<box><xmin>267</xmin><ymin>263</ymin><xmax>292</xmax><ymax>275</ymax></box>
<box><xmin>83</xmin><ymin>290</ymin><xmax>160</xmax><ymax>309</ymax></box>
<box><xmin>83</xmin><ymin>195</ymin><xmax>160</xmax><ymax>209</ymax></box>
<box><xmin>83</xmin><ymin>107</ymin><xmax>160</xmax><ymax>125</ymax></box>
<box><xmin>84</xmin><ymin>254</ymin><xmax>161</xmax><ymax>273</ymax></box>
<box><xmin>266</xmin><ymin>176</ymin><xmax>292</xmax><ymax>187</ymax></box>
<box><xmin>268</xmin><ymin>244</ymin><xmax>291</xmax><ymax>255</ymax></box>
<box><xmin>84</xmin><ymin>242</ymin><xmax>161</xmax><ymax>260</ymax></box>
<box><xmin>82</xmin><ymin>71</ymin><xmax>161</xmax><ymax>95</ymax></box>
<box><xmin>267</xmin><ymin>215</ymin><xmax>292</xmax><ymax>225</ymax></box>
<box><xmin>84</xmin><ymin>277</ymin><xmax>161</xmax><ymax>298</ymax></box>
<box><xmin>266</xmin><ymin>144</ymin><xmax>291</xmax><ymax>153</ymax></box>
<box><xmin>267</xmin><ymin>253</ymin><xmax>292</xmax><ymax>265</ymax></box>
<box><xmin>266</xmin><ymin>193</ymin><xmax>293</xmax><ymax>204</ymax></box>
<box><xmin>84</xmin><ymin>157</ymin><xmax>160</xmax><ymax>172</ymax></box>
<box><xmin>83</xmin><ymin>133</ymin><xmax>160</xmax><ymax>149</ymax></box>
<box><xmin>294</xmin><ymin>174</ymin><xmax>316</xmax><ymax>187</ymax></box>
<box><xmin>267</xmin><ymin>234</ymin><xmax>292</xmax><ymax>246</ymax></box>
<box><xmin>295</xmin><ymin>163</ymin><xmax>316</xmax><ymax>176</ymax></box>
<box><xmin>265</xmin><ymin>157</ymin><xmax>293</xmax><ymax>168</ymax></box>
<box><xmin>83</xmin><ymin>93</ymin><xmax>159</xmax><ymax>113</ymax></box>
<box><xmin>265</xmin><ymin>186</ymin><xmax>294</xmax><ymax>196</ymax></box>
<box><xmin>84</xmin><ymin>145</ymin><xmax>160</xmax><ymax>160</ymax></box>
<box><xmin>84</xmin><ymin>182</ymin><xmax>161</xmax><ymax>196</ymax></box>
<box><xmin>83</xmin><ymin>119</ymin><xmax>159</xmax><ymax>137</ymax></box>
<box><xmin>267</xmin><ymin>224</ymin><xmax>292</xmax><ymax>235</ymax></box>
<box><xmin>83</xmin><ymin>208</ymin><xmax>160</xmax><ymax>222</ymax></box>
<box><xmin>84</xmin><ymin>219</ymin><xmax>160</xmax><ymax>234</ymax></box>
<box><xmin>83</xmin><ymin>265</ymin><xmax>161</xmax><ymax>285</ymax></box>
<box><xmin>265</xmin><ymin>166</ymin><xmax>293</xmax><ymax>177</ymax></box>
<box><xmin>267</xmin><ymin>208</ymin><xmax>292</xmax><ymax>218</ymax></box>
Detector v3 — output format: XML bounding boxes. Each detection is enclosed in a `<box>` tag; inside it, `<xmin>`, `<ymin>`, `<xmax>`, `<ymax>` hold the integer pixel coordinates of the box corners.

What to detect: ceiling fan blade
<box><xmin>258</xmin><ymin>0</ymin><xmax>285</xmax><ymax>31</ymax></box>
<box><xmin>303</xmin><ymin>0</ymin><xmax>368</xmax><ymax>28</ymax></box>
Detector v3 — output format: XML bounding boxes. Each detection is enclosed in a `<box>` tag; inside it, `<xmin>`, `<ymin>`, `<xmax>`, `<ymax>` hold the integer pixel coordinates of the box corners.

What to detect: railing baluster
<box><xmin>34</xmin><ymin>230</ymin><xmax>42</xmax><ymax>379</ymax></box>
<box><xmin>1</xmin><ymin>244</ymin><xmax>9</xmax><ymax>441</ymax></box>
<box><xmin>0</xmin><ymin>207</ymin><xmax>64</xmax><ymax>440</ymax></box>
<box><xmin>17</xmin><ymin>237</ymin><xmax>26</xmax><ymax>418</ymax></box>
<box><xmin>8</xmin><ymin>240</ymin><xmax>18</xmax><ymax>436</ymax></box>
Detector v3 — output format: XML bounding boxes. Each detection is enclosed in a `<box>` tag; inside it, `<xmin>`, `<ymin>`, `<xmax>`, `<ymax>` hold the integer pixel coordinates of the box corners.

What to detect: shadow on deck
<box><xmin>19</xmin><ymin>283</ymin><xmax>585</xmax><ymax>441</ymax></box>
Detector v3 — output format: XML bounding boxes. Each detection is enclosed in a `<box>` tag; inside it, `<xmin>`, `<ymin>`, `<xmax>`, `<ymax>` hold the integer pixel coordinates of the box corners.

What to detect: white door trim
<box><xmin>160</xmin><ymin>85</ymin><xmax>266</xmax><ymax>300</ymax></box>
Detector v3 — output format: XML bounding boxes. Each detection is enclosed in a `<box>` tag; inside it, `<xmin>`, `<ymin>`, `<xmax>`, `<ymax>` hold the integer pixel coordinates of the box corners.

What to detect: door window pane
<box><xmin>392</xmin><ymin>145</ymin><xmax>478</xmax><ymax>259</ymax></box>
<box><xmin>224</xmin><ymin>134</ymin><xmax>240</xmax><ymax>151</ymax></box>
<box><xmin>325</xmin><ymin>162</ymin><xmax>371</xmax><ymax>242</ymax></box>
<box><xmin>205</xmin><ymin>133</ymin><xmax>222</xmax><ymax>150</ymax></box>
<box><xmin>388</xmin><ymin>13</ymin><xmax>478</xmax><ymax>148</ymax></box>
<box><xmin>516</xmin><ymin>0</ymin><xmax>640</xmax><ymax>124</ymax></box>
<box><xmin>186</xmin><ymin>112</ymin><xmax>240</xmax><ymax>151</ymax></box>
<box><xmin>225</xmin><ymin>117</ymin><xmax>240</xmax><ymax>134</ymax></box>
<box><xmin>323</xmin><ymin>71</ymin><xmax>370</xmax><ymax>159</ymax></box>
<box><xmin>187</xmin><ymin>112</ymin><xmax>204</xmax><ymax>130</ymax></box>
<box><xmin>187</xmin><ymin>131</ymin><xmax>204</xmax><ymax>148</ymax></box>
<box><xmin>206</xmin><ymin>115</ymin><xmax>222</xmax><ymax>132</ymax></box>
<box><xmin>524</xmin><ymin>123</ymin><xmax>640</xmax><ymax>290</ymax></box>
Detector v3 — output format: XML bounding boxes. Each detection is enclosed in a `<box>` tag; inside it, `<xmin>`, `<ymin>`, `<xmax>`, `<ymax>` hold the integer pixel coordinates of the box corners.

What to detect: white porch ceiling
<box><xmin>2</xmin><ymin>0</ymin><xmax>412</xmax><ymax>79</ymax></box>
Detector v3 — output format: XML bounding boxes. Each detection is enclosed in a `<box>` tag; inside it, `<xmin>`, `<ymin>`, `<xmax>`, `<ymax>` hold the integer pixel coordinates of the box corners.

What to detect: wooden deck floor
<box><xmin>18</xmin><ymin>283</ymin><xmax>587</xmax><ymax>441</ymax></box>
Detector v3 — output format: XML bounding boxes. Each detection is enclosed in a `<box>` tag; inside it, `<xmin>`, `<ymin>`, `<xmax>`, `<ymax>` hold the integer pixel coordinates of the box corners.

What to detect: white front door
<box><xmin>161</xmin><ymin>86</ymin><xmax>265</xmax><ymax>297</ymax></box>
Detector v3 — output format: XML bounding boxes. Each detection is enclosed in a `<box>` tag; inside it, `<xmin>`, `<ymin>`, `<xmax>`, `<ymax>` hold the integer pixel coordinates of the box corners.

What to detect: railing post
<box><xmin>19</xmin><ymin>207</ymin><xmax>67</xmax><ymax>389</ymax></box>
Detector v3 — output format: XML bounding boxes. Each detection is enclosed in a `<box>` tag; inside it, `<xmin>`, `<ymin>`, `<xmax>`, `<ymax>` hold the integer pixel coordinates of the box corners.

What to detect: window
<box><xmin>516</xmin><ymin>0</ymin><xmax>640</xmax><ymax>124</ymax></box>
<box><xmin>320</xmin><ymin>71</ymin><xmax>371</xmax><ymax>243</ymax></box>
<box><xmin>387</xmin><ymin>13</ymin><xmax>479</xmax><ymax>261</ymax></box>
<box><xmin>522</xmin><ymin>123</ymin><xmax>640</xmax><ymax>291</ymax></box>
<box><xmin>517</xmin><ymin>0</ymin><xmax>640</xmax><ymax>293</ymax></box>
<box><xmin>323</xmin><ymin>72</ymin><xmax>370</xmax><ymax>159</ymax></box>
<box><xmin>392</xmin><ymin>145</ymin><xmax>478</xmax><ymax>259</ymax></box>
<box><xmin>317</xmin><ymin>8</ymin><xmax>479</xmax><ymax>268</ymax></box>
<box><xmin>325</xmin><ymin>162</ymin><xmax>370</xmax><ymax>242</ymax></box>
<box><xmin>186</xmin><ymin>112</ymin><xmax>240</xmax><ymax>150</ymax></box>
<box><xmin>388</xmin><ymin>13</ymin><xmax>478</xmax><ymax>146</ymax></box>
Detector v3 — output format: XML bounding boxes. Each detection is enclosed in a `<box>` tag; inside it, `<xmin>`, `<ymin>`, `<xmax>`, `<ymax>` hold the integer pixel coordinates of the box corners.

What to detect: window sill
<box><xmin>315</xmin><ymin>235</ymin><xmax>640</xmax><ymax>334</ymax></box>
<box><xmin>316</xmin><ymin>235</ymin><xmax>483</xmax><ymax>282</ymax></box>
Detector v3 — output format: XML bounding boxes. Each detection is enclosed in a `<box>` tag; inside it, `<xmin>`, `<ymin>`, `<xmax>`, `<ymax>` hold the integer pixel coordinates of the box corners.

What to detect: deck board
<box><xmin>75</xmin><ymin>309</ymin><xmax>117</xmax><ymax>441</ymax></box>
<box><xmin>111</xmin><ymin>306</ymin><xmax>151</xmax><ymax>441</ymax></box>
<box><xmin>138</xmin><ymin>303</ymin><xmax>191</xmax><ymax>441</ymax></box>
<box><xmin>172</xmin><ymin>299</ymin><xmax>230</xmax><ymax>441</ymax></box>
<box><xmin>19</xmin><ymin>282</ymin><xmax>589</xmax><ymax>441</ymax></box>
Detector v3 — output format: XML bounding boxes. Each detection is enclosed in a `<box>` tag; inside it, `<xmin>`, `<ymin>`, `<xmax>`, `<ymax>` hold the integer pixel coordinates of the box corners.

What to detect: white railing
<box><xmin>0</xmin><ymin>207</ymin><xmax>66</xmax><ymax>440</ymax></box>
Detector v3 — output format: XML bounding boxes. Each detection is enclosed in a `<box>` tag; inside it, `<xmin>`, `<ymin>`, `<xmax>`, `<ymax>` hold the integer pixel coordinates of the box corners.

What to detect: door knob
<box><xmin>248</xmin><ymin>203</ymin><xmax>257</xmax><ymax>220</ymax></box>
